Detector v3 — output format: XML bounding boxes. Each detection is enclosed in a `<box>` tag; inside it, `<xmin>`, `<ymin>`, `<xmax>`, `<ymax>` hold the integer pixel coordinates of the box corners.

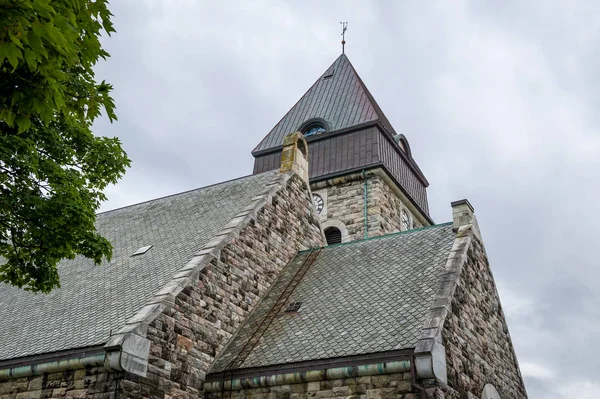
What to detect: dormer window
<box><xmin>299</xmin><ymin>118</ymin><xmax>329</xmax><ymax>138</ymax></box>
<box><xmin>303</xmin><ymin>124</ymin><xmax>326</xmax><ymax>137</ymax></box>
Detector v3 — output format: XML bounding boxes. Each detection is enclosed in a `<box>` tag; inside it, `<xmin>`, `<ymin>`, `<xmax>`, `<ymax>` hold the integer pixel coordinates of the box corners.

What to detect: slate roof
<box><xmin>0</xmin><ymin>171</ymin><xmax>279</xmax><ymax>361</ymax></box>
<box><xmin>210</xmin><ymin>223</ymin><xmax>455</xmax><ymax>372</ymax></box>
<box><xmin>253</xmin><ymin>54</ymin><xmax>397</xmax><ymax>153</ymax></box>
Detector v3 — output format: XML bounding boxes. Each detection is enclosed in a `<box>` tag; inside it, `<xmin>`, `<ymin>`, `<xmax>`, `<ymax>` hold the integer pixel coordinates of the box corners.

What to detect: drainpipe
<box><xmin>363</xmin><ymin>169</ymin><xmax>368</xmax><ymax>239</ymax></box>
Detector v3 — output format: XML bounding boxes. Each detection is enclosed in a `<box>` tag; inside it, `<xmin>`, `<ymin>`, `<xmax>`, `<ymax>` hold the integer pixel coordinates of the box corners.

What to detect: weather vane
<box><xmin>340</xmin><ymin>21</ymin><xmax>348</xmax><ymax>54</ymax></box>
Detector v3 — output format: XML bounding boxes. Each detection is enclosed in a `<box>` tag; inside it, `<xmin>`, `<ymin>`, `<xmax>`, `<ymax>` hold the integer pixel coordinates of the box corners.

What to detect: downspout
<box><xmin>363</xmin><ymin>169</ymin><xmax>368</xmax><ymax>239</ymax></box>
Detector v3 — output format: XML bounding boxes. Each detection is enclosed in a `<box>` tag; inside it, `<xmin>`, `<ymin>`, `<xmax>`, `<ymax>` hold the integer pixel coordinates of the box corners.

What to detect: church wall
<box><xmin>442</xmin><ymin>235</ymin><xmax>527</xmax><ymax>399</ymax></box>
<box><xmin>205</xmin><ymin>372</ymin><xmax>429</xmax><ymax>399</ymax></box>
<box><xmin>314</xmin><ymin>174</ymin><xmax>421</xmax><ymax>242</ymax></box>
<box><xmin>116</xmin><ymin>174</ymin><xmax>325</xmax><ymax>399</ymax></box>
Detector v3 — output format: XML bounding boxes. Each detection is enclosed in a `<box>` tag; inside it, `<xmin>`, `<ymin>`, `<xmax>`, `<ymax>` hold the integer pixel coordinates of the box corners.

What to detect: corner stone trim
<box><xmin>414</xmin><ymin>223</ymin><xmax>473</xmax><ymax>384</ymax></box>
<box><xmin>103</xmin><ymin>172</ymin><xmax>299</xmax><ymax>377</ymax></box>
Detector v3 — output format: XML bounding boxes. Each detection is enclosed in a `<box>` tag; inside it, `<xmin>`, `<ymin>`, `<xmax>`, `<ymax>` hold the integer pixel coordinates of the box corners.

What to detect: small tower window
<box><xmin>324</xmin><ymin>227</ymin><xmax>342</xmax><ymax>245</ymax></box>
<box><xmin>299</xmin><ymin>118</ymin><xmax>330</xmax><ymax>138</ymax></box>
<box><xmin>401</xmin><ymin>209</ymin><xmax>410</xmax><ymax>231</ymax></box>
<box><xmin>303</xmin><ymin>124</ymin><xmax>326</xmax><ymax>137</ymax></box>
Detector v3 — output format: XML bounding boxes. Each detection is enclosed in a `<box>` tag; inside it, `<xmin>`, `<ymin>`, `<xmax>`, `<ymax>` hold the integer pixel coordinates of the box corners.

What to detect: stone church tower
<box><xmin>252</xmin><ymin>54</ymin><xmax>431</xmax><ymax>244</ymax></box>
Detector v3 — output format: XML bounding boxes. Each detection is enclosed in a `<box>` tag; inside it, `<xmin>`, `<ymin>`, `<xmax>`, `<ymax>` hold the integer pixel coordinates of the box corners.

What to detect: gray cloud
<box><xmin>92</xmin><ymin>2</ymin><xmax>599</xmax><ymax>397</ymax></box>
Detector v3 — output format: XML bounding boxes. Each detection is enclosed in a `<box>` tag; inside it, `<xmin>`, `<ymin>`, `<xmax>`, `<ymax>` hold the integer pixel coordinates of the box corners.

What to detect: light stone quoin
<box><xmin>280</xmin><ymin>132</ymin><xmax>309</xmax><ymax>183</ymax></box>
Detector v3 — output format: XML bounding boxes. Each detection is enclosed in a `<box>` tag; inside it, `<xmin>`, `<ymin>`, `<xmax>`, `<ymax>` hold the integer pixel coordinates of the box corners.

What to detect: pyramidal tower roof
<box><xmin>253</xmin><ymin>54</ymin><xmax>396</xmax><ymax>154</ymax></box>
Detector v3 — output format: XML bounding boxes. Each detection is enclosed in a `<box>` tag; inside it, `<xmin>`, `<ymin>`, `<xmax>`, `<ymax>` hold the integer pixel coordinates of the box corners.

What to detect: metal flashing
<box><xmin>132</xmin><ymin>245</ymin><xmax>152</xmax><ymax>256</ymax></box>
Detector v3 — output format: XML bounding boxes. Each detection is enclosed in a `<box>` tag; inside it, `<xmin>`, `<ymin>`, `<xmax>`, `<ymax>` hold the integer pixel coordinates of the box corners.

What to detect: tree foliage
<box><xmin>0</xmin><ymin>0</ymin><xmax>130</xmax><ymax>292</ymax></box>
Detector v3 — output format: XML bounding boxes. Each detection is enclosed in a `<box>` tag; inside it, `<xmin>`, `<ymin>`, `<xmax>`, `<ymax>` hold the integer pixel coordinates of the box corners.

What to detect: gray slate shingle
<box><xmin>211</xmin><ymin>224</ymin><xmax>454</xmax><ymax>372</ymax></box>
<box><xmin>0</xmin><ymin>171</ymin><xmax>279</xmax><ymax>361</ymax></box>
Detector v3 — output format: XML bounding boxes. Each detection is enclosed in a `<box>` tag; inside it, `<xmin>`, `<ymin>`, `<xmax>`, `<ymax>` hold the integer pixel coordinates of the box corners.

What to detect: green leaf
<box><xmin>16</xmin><ymin>116</ymin><xmax>32</xmax><ymax>134</ymax></box>
<box><xmin>6</xmin><ymin>43</ymin><xmax>21</xmax><ymax>69</ymax></box>
<box><xmin>23</xmin><ymin>49</ymin><xmax>37</xmax><ymax>70</ymax></box>
<box><xmin>27</xmin><ymin>30</ymin><xmax>45</xmax><ymax>58</ymax></box>
<box><xmin>8</xmin><ymin>30</ymin><xmax>23</xmax><ymax>49</ymax></box>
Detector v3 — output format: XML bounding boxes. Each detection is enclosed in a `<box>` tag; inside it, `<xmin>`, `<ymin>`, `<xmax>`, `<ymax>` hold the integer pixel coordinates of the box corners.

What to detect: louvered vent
<box><xmin>284</xmin><ymin>302</ymin><xmax>302</xmax><ymax>313</ymax></box>
<box><xmin>323</xmin><ymin>67</ymin><xmax>335</xmax><ymax>79</ymax></box>
<box><xmin>324</xmin><ymin>227</ymin><xmax>342</xmax><ymax>245</ymax></box>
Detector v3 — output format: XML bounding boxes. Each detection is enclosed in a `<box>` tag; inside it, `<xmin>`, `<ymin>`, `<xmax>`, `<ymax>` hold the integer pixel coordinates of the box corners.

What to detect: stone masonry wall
<box><xmin>118</xmin><ymin>174</ymin><xmax>325</xmax><ymax>399</ymax></box>
<box><xmin>319</xmin><ymin>177</ymin><xmax>364</xmax><ymax>241</ymax></box>
<box><xmin>206</xmin><ymin>372</ymin><xmax>423</xmax><ymax>399</ymax></box>
<box><xmin>316</xmin><ymin>174</ymin><xmax>420</xmax><ymax>242</ymax></box>
<box><xmin>443</xmin><ymin>236</ymin><xmax>527</xmax><ymax>398</ymax></box>
<box><xmin>0</xmin><ymin>367</ymin><xmax>121</xmax><ymax>399</ymax></box>
<box><xmin>369</xmin><ymin>177</ymin><xmax>421</xmax><ymax>237</ymax></box>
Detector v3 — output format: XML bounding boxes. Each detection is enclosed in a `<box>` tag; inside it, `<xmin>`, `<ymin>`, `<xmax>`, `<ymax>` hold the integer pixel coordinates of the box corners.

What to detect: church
<box><xmin>0</xmin><ymin>54</ymin><xmax>528</xmax><ymax>399</ymax></box>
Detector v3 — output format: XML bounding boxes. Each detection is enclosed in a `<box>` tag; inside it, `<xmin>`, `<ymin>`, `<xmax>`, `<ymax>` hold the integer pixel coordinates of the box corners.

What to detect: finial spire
<box><xmin>340</xmin><ymin>21</ymin><xmax>348</xmax><ymax>54</ymax></box>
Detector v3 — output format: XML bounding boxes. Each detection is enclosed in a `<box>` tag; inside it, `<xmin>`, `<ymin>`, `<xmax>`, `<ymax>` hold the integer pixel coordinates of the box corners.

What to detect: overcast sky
<box><xmin>93</xmin><ymin>2</ymin><xmax>600</xmax><ymax>398</ymax></box>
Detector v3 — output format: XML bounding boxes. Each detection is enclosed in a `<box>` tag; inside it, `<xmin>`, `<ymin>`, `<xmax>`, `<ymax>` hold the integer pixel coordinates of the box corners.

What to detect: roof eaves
<box><xmin>205</xmin><ymin>348</ymin><xmax>414</xmax><ymax>384</ymax></box>
<box><xmin>0</xmin><ymin>344</ymin><xmax>105</xmax><ymax>370</ymax></box>
<box><xmin>252</xmin><ymin>121</ymin><xmax>380</xmax><ymax>157</ymax></box>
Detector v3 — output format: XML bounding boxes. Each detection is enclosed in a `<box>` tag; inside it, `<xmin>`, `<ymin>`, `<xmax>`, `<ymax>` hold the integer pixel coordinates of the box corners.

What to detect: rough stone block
<box><xmin>27</xmin><ymin>378</ymin><xmax>43</xmax><ymax>392</ymax></box>
<box><xmin>307</xmin><ymin>382</ymin><xmax>320</xmax><ymax>392</ymax></box>
<box><xmin>365</xmin><ymin>389</ymin><xmax>381</xmax><ymax>399</ymax></box>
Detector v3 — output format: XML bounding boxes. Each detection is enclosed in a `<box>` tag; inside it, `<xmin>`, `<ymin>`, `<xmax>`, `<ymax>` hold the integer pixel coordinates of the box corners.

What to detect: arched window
<box><xmin>299</xmin><ymin>118</ymin><xmax>330</xmax><ymax>138</ymax></box>
<box><xmin>401</xmin><ymin>209</ymin><xmax>410</xmax><ymax>231</ymax></box>
<box><xmin>322</xmin><ymin>220</ymin><xmax>349</xmax><ymax>244</ymax></box>
<box><xmin>324</xmin><ymin>227</ymin><xmax>342</xmax><ymax>245</ymax></box>
<box><xmin>303</xmin><ymin>124</ymin><xmax>326</xmax><ymax>137</ymax></box>
<box><xmin>393</xmin><ymin>134</ymin><xmax>412</xmax><ymax>157</ymax></box>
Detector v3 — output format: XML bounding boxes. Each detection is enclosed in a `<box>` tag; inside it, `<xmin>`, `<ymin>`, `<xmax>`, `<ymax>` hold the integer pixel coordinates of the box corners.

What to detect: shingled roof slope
<box><xmin>253</xmin><ymin>54</ymin><xmax>397</xmax><ymax>153</ymax></box>
<box><xmin>0</xmin><ymin>171</ymin><xmax>279</xmax><ymax>361</ymax></box>
<box><xmin>210</xmin><ymin>223</ymin><xmax>455</xmax><ymax>372</ymax></box>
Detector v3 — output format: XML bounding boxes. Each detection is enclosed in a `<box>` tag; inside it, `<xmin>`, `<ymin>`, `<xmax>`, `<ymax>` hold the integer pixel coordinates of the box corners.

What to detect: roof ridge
<box><xmin>97</xmin><ymin>171</ymin><xmax>277</xmax><ymax>216</ymax></box>
<box><xmin>297</xmin><ymin>222</ymin><xmax>453</xmax><ymax>254</ymax></box>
